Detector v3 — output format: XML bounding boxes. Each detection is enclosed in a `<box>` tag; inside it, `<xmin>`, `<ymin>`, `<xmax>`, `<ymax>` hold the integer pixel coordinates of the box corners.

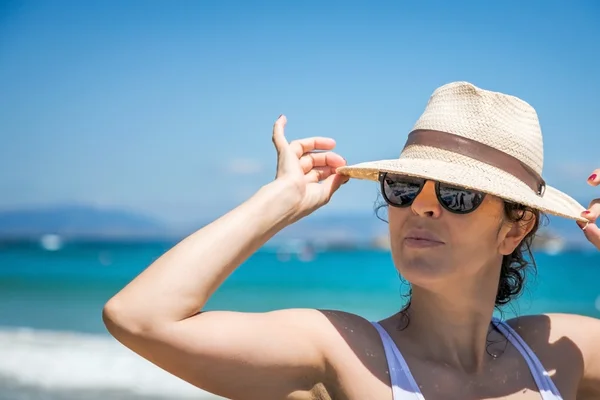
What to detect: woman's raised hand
<box><xmin>579</xmin><ymin>169</ymin><xmax>600</xmax><ymax>249</ymax></box>
<box><xmin>272</xmin><ymin>115</ymin><xmax>348</xmax><ymax>222</ymax></box>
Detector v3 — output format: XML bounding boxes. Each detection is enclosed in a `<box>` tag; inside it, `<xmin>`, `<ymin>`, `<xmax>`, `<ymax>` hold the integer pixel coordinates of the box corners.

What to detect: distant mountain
<box><xmin>0</xmin><ymin>205</ymin><xmax>170</xmax><ymax>240</ymax></box>
<box><xmin>0</xmin><ymin>202</ymin><xmax>593</xmax><ymax>250</ymax></box>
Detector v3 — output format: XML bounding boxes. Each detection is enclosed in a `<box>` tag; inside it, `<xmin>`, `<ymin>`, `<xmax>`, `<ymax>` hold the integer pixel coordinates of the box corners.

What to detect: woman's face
<box><xmin>388</xmin><ymin>180</ymin><xmax>533</xmax><ymax>290</ymax></box>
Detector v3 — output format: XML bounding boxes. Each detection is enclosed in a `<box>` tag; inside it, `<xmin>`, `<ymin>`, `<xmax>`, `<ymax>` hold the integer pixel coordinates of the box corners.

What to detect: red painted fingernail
<box><xmin>583</xmin><ymin>210</ymin><xmax>591</xmax><ymax>214</ymax></box>
<box><xmin>589</xmin><ymin>174</ymin><xmax>597</xmax><ymax>181</ymax></box>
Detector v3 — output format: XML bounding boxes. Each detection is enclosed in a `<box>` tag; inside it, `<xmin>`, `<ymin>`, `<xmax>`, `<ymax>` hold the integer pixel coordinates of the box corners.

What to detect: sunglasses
<box><xmin>379</xmin><ymin>172</ymin><xmax>486</xmax><ymax>214</ymax></box>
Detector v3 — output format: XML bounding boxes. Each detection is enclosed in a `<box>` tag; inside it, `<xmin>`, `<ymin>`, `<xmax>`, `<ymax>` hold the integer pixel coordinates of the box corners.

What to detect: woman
<box><xmin>103</xmin><ymin>82</ymin><xmax>600</xmax><ymax>400</ymax></box>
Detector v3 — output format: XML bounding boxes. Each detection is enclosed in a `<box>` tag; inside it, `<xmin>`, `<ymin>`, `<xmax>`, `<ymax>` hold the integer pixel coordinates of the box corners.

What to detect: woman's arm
<box><xmin>575</xmin><ymin>316</ymin><xmax>600</xmax><ymax>399</ymax></box>
<box><xmin>102</xmin><ymin>116</ymin><xmax>349</xmax><ymax>399</ymax></box>
<box><xmin>576</xmin><ymin>169</ymin><xmax>600</xmax><ymax>398</ymax></box>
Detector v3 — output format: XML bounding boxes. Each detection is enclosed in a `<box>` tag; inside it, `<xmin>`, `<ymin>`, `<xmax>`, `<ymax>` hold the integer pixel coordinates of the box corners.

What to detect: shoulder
<box><xmin>270</xmin><ymin>308</ymin><xmax>382</xmax><ymax>354</ymax></box>
<box><xmin>281</xmin><ymin>309</ymin><xmax>390</xmax><ymax>396</ymax></box>
<box><xmin>507</xmin><ymin>313</ymin><xmax>600</xmax><ymax>398</ymax></box>
<box><xmin>506</xmin><ymin>313</ymin><xmax>600</xmax><ymax>373</ymax></box>
<box><xmin>272</xmin><ymin>308</ymin><xmax>375</xmax><ymax>333</ymax></box>
<box><xmin>506</xmin><ymin>313</ymin><xmax>600</xmax><ymax>352</ymax></box>
<box><xmin>309</xmin><ymin>309</ymin><xmax>389</xmax><ymax>366</ymax></box>
<box><xmin>312</xmin><ymin>309</ymin><xmax>382</xmax><ymax>346</ymax></box>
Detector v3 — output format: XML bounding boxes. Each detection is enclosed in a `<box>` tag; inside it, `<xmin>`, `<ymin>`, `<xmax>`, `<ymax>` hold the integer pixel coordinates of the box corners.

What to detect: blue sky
<box><xmin>1</xmin><ymin>0</ymin><xmax>599</xmax><ymax>227</ymax></box>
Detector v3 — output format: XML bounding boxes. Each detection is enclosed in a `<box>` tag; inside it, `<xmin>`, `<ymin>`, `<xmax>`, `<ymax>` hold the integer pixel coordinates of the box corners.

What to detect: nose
<box><xmin>411</xmin><ymin>181</ymin><xmax>442</xmax><ymax>218</ymax></box>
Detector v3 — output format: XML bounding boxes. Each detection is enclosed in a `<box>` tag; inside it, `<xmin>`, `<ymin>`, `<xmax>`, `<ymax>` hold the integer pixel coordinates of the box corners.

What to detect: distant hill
<box><xmin>0</xmin><ymin>205</ymin><xmax>170</xmax><ymax>240</ymax></box>
<box><xmin>0</xmin><ymin>203</ymin><xmax>593</xmax><ymax>250</ymax></box>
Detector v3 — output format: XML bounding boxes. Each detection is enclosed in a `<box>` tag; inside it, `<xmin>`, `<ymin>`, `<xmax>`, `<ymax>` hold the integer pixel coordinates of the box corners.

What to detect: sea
<box><xmin>0</xmin><ymin>241</ymin><xmax>599</xmax><ymax>400</ymax></box>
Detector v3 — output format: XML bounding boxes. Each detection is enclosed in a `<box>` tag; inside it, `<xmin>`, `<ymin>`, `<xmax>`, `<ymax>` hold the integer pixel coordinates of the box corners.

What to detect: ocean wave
<box><xmin>0</xmin><ymin>327</ymin><xmax>224</xmax><ymax>399</ymax></box>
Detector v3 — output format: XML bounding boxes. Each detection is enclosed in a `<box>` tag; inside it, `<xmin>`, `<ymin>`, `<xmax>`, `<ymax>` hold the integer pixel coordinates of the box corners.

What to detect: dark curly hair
<box><xmin>374</xmin><ymin>196</ymin><xmax>546</xmax><ymax>311</ymax></box>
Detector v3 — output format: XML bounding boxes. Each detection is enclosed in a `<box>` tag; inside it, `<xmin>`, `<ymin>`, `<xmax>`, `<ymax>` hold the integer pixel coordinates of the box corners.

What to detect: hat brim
<box><xmin>336</xmin><ymin>154</ymin><xmax>588</xmax><ymax>223</ymax></box>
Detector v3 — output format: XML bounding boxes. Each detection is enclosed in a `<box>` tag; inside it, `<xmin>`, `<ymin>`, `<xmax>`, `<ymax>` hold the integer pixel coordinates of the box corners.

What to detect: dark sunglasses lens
<box><xmin>438</xmin><ymin>183</ymin><xmax>485</xmax><ymax>212</ymax></box>
<box><xmin>383</xmin><ymin>175</ymin><xmax>422</xmax><ymax>206</ymax></box>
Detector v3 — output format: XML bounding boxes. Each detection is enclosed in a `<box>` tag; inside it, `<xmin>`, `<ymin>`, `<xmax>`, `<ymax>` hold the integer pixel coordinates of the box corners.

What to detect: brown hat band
<box><xmin>403</xmin><ymin>129</ymin><xmax>546</xmax><ymax>196</ymax></box>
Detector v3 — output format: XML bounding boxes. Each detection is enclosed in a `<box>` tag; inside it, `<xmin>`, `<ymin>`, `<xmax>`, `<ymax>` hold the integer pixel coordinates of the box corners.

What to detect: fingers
<box><xmin>577</xmin><ymin>200</ymin><xmax>598</xmax><ymax>230</ymax></box>
<box><xmin>319</xmin><ymin>173</ymin><xmax>351</xmax><ymax>203</ymax></box>
<box><xmin>587</xmin><ymin>169</ymin><xmax>599</xmax><ymax>186</ymax></box>
<box><xmin>577</xmin><ymin>175</ymin><xmax>600</xmax><ymax>247</ymax></box>
<box><xmin>272</xmin><ymin>115</ymin><xmax>304</xmax><ymax>178</ymax></box>
<box><xmin>272</xmin><ymin>115</ymin><xmax>288</xmax><ymax>154</ymax></box>
<box><xmin>299</xmin><ymin>152</ymin><xmax>346</xmax><ymax>173</ymax></box>
<box><xmin>305</xmin><ymin>167</ymin><xmax>337</xmax><ymax>183</ymax></box>
<box><xmin>580</xmin><ymin>222</ymin><xmax>600</xmax><ymax>249</ymax></box>
<box><xmin>289</xmin><ymin>137</ymin><xmax>336</xmax><ymax>158</ymax></box>
<box><xmin>305</xmin><ymin>166</ymin><xmax>350</xmax><ymax>205</ymax></box>
<box><xmin>583</xmin><ymin>199</ymin><xmax>600</xmax><ymax>223</ymax></box>
<box><xmin>269</xmin><ymin>114</ymin><xmax>351</xmax><ymax>215</ymax></box>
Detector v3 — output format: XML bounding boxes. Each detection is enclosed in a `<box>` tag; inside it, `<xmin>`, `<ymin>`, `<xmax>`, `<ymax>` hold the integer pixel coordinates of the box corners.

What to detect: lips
<box><xmin>404</xmin><ymin>229</ymin><xmax>444</xmax><ymax>244</ymax></box>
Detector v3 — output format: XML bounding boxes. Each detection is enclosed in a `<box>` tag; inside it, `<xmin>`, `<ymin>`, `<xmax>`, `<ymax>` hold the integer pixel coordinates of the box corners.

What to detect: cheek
<box><xmin>451</xmin><ymin>220</ymin><xmax>497</xmax><ymax>252</ymax></box>
<box><xmin>387</xmin><ymin>208</ymin><xmax>407</xmax><ymax>237</ymax></box>
<box><xmin>452</xmin><ymin>210</ymin><xmax>505</xmax><ymax>256</ymax></box>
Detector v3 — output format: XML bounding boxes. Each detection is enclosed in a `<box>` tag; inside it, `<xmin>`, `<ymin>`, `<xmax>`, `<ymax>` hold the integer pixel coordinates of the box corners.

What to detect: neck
<box><xmin>399</xmin><ymin>267</ymin><xmax>502</xmax><ymax>373</ymax></box>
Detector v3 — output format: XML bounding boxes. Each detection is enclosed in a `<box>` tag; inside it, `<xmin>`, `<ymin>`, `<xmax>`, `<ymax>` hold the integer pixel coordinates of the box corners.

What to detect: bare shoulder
<box><xmin>507</xmin><ymin>313</ymin><xmax>600</xmax><ymax>354</ymax></box>
<box><xmin>312</xmin><ymin>309</ymin><xmax>383</xmax><ymax>353</ymax></box>
<box><xmin>268</xmin><ymin>308</ymin><xmax>376</xmax><ymax>340</ymax></box>
<box><xmin>314</xmin><ymin>310</ymin><xmax>393</xmax><ymax>399</ymax></box>
<box><xmin>507</xmin><ymin>315</ymin><xmax>597</xmax><ymax>374</ymax></box>
<box><xmin>239</xmin><ymin>308</ymin><xmax>384</xmax><ymax>369</ymax></box>
<box><xmin>276</xmin><ymin>309</ymin><xmax>388</xmax><ymax>399</ymax></box>
<box><xmin>506</xmin><ymin>313</ymin><xmax>600</xmax><ymax>399</ymax></box>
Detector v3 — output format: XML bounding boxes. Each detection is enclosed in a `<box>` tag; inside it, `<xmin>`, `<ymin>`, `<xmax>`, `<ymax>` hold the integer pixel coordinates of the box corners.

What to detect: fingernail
<box><xmin>588</xmin><ymin>174</ymin><xmax>597</xmax><ymax>181</ymax></box>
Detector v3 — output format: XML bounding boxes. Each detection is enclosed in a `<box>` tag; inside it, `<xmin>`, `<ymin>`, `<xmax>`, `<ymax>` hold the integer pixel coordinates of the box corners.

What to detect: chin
<box><xmin>394</xmin><ymin>253</ymin><xmax>453</xmax><ymax>288</ymax></box>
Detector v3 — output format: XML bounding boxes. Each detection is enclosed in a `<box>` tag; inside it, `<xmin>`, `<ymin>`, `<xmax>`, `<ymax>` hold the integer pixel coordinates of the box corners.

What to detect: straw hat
<box><xmin>336</xmin><ymin>81</ymin><xmax>588</xmax><ymax>222</ymax></box>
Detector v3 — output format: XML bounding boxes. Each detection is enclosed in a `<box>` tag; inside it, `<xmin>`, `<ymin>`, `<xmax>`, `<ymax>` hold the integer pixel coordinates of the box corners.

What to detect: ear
<box><xmin>498</xmin><ymin>210</ymin><xmax>537</xmax><ymax>255</ymax></box>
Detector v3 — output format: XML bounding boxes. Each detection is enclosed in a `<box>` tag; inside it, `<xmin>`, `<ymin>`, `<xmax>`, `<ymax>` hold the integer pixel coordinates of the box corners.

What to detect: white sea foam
<box><xmin>0</xmin><ymin>327</ymin><xmax>224</xmax><ymax>399</ymax></box>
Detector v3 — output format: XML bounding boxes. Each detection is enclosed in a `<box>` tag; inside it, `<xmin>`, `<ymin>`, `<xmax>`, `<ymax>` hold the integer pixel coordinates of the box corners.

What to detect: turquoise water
<box><xmin>0</xmin><ymin>242</ymin><xmax>599</xmax><ymax>399</ymax></box>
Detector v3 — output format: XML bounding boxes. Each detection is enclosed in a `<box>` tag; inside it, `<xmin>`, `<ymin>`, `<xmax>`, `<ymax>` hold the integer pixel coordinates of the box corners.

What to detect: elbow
<box><xmin>102</xmin><ymin>296</ymin><xmax>153</xmax><ymax>339</ymax></box>
<box><xmin>102</xmin><ymin>297</ymin><xmax>131</xmax><ymax>337</ymax></box>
